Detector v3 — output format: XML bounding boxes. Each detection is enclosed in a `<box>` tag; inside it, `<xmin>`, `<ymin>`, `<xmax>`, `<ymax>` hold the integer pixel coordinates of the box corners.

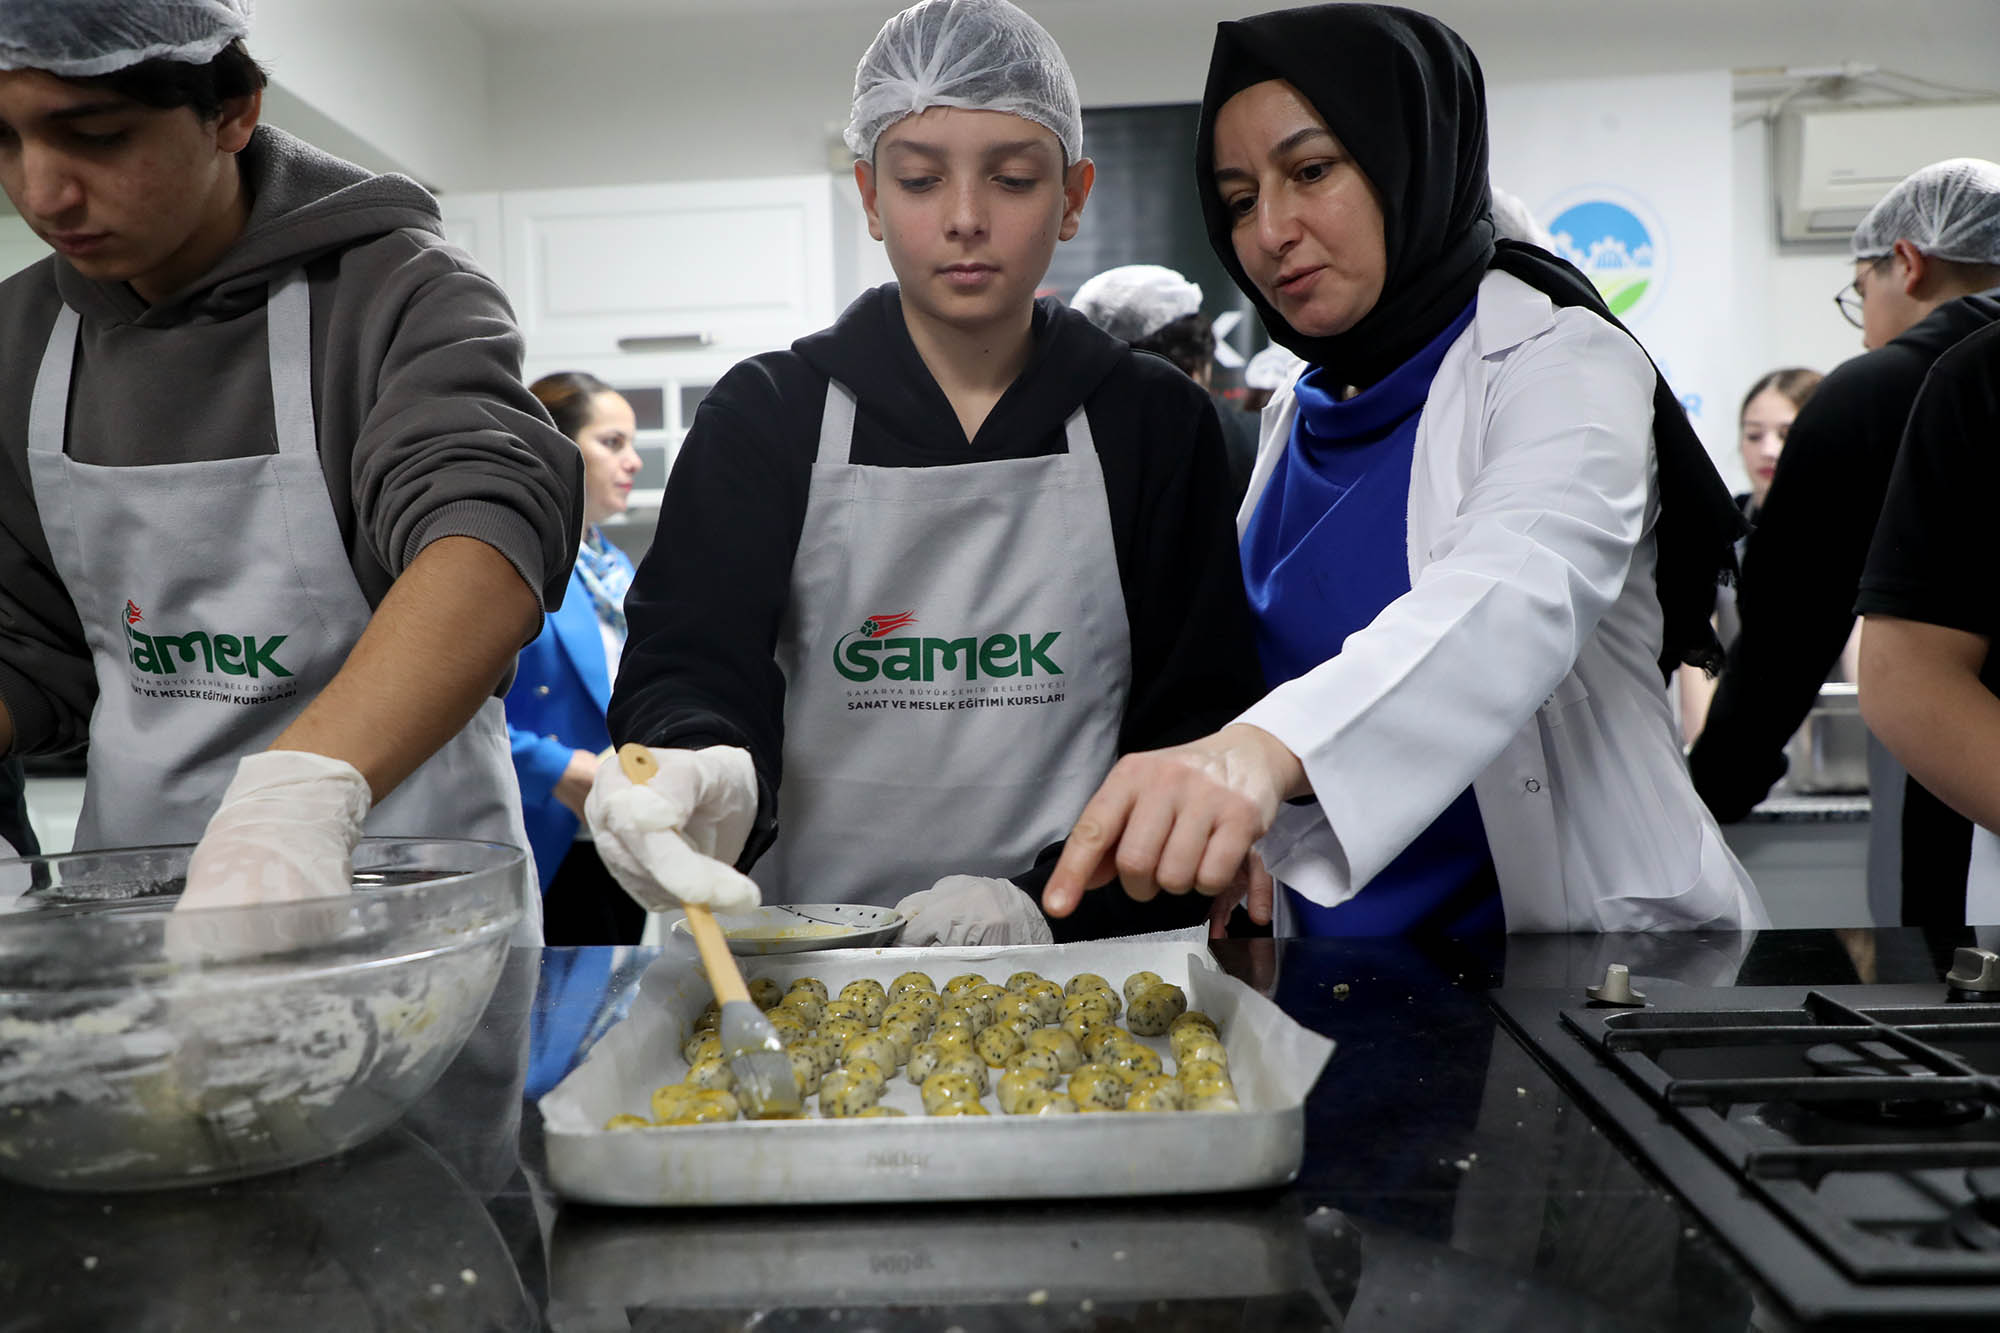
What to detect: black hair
<box><xmin>77</xmin><ymin>39</ymin><xmax>267</xmax><ymax>122</ymax></box>
<box><xmin>1131</xmin><ymin>313</ymin><xmax>1216</xmax><ymax>381</ymax></box>
<box><xmin>530</xmin><ymin>372</ymin><xmax>618</xmax><ymax>442</ymax></box>
<box><xmin>1934</xmin><ymin>256</ymin><xmax>2000</xmax><ymax>293</ymax></box>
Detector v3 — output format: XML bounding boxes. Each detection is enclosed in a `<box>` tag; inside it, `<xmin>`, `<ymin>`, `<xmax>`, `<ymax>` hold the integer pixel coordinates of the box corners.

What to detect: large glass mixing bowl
<box><xmin>0</xmin><ymin>839</ymin><xmax>525</xmax><ymax>1191</ymax></box>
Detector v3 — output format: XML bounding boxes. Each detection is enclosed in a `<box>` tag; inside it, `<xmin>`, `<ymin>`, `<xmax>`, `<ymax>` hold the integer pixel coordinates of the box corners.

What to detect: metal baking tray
<box><xmin>547</xmin><ymin>1197</ymin><xmax>1334</xmax><ymax>1320</ymax></box>
<box><xmin>539</xmin><ymin>935</ymin><xmax>1335</xmax><ymax>1207</ymax></box>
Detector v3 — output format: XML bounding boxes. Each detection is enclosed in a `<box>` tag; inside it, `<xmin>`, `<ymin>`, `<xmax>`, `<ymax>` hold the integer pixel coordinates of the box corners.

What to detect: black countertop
<box><xmin>2</xmin><ymin>928</ymin><xmax>1978</xmax><ymax>1332</ymax></box>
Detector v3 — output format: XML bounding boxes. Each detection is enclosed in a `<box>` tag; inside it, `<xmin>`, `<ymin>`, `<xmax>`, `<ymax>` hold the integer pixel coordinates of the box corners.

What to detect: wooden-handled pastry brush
<box><xmin>615</xmin><ymin>745</ymin><xmax>800</xmax><ymax>1118</ymax></box>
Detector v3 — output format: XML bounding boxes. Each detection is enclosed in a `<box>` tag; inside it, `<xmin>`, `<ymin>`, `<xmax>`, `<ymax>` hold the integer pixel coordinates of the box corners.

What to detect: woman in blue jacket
<box><xmin>506</xmin><ymin>373</ymin><xmax>644</xmax><ymax>943</ymax></box>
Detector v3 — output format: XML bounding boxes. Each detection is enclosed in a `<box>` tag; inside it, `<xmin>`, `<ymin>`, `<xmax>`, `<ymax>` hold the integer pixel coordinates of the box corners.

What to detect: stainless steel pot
<box><xmin>1783</xmin><ymin>682</ymin><xmax>1869</xmax><ymax>794</ymax></box>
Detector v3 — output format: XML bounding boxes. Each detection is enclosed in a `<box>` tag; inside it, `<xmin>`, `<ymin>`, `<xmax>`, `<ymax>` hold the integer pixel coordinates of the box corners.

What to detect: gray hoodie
<box><xmin>0</xmin><ymin>126</ymin><xmax>582</xmax><ymax>757</ymax></box>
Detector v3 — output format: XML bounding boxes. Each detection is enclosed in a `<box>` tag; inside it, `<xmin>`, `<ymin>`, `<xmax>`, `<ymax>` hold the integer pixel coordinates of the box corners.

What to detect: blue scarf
<box><xmin>576</xmin><ymin>527</ymin><xmax>631</xmax><ymax>636</ymax></box>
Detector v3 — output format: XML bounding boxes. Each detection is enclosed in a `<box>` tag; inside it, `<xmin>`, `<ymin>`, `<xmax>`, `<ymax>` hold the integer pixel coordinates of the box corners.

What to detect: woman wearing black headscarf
<box><xmin>1043</xmin><ymin>4</ymin><xmax>1765</xmax><ymax>936</ymax></box>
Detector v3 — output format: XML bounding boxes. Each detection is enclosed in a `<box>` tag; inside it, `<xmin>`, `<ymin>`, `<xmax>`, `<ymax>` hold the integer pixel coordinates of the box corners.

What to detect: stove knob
<box><xmin>1945</xmin><ymin>946</ymin><xmax>2000</xmax><ymax>996</ymax></box>
<box><xmin>1585</xmin><ymin>963</ymin><xmax>1647</xmax><ymax>1008</ymax></box>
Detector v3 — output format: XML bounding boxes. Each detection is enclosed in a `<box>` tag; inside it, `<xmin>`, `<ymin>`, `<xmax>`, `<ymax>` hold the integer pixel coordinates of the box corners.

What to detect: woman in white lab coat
<box><xmin>1043</xmin><ymin>4</ymin><xmax>1766</xmax><ymax>936</ymax></box>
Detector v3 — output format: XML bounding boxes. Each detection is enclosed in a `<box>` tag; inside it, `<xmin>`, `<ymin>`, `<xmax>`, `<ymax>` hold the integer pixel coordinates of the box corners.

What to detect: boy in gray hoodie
<box><xmin>0</xmin><ymin>3</ymin><xmax>579</xmax><ymax>938</ymax></box>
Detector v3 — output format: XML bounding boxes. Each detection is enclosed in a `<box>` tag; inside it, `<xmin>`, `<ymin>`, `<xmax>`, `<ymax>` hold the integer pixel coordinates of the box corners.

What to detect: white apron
<box><xmin>26</xmin><ymin>270</ymin><xmax>541</xmax><ymax>943</ymax></box>
<box><xmin>750</xmin><ymin>379</ymin><xmax>1131</xmax><ymax>907</ymax></box>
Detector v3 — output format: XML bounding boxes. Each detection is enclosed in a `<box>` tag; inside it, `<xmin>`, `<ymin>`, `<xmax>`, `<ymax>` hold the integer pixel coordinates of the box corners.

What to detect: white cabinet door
<box><xmin>435</xmin><ymin>190</ymin><xmax>506</xmax><ymax>283</ymax></box>
<box><xmin>0</xmin><ymin>216</ymin><xmax>50</xmax><ymax>285</ymax></box>
<box><xmin>501</xmin><ymin>176</ymin><xmax>834</xmax><ymax>359</ymax></box>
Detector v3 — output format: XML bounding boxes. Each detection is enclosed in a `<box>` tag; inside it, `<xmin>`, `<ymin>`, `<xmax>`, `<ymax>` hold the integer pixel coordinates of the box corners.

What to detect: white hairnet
<box><xmin>0</xmin><ymin>0</ymin><xmax>251</xmax><ymax>78</ymax></box>
<box><xmin>1490</xmin><ymin>184</ymin><xmax>1553</xmax><ymax>250</ymax></box>
<box><xmin>844</xmin><ymin>0</ymin><xmax>1082</xmax><ymax>163</ymax></box>
<box><xmin>1070</xmin><ymin>265</ymin><xmax>1203</xmax><ymax>344</ymax></box>
<box><xmin>1243</xmin><ymin>345</ymin><xmax>1305</xmax><ymax>392</ymax></box>
<box><xmin>1850</xmin><ymin>158</ymin><xmax>2000</xmax><ymax>265</ymax></box>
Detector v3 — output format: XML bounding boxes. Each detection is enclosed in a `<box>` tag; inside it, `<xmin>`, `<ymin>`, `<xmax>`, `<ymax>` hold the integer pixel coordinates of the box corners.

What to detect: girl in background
<box><xmin>505</xmin><ymin>372</ymin><xmax>643</xmax><ymax>943</ymax></box>
<box><xmin>1680</xmin><ymin>367</ymin><xmax>1824</xmax><ymax>741</ymax></box>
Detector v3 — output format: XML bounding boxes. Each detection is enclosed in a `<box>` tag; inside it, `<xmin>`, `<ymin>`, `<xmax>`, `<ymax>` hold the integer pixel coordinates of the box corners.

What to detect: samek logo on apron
<box><xmin>833</xmin><ymin>610</ymin><xmax>1063</xmax><ymax>683</ymax></box>
<box><xmin>833</xmin><ymin>610</ymin><xmax>1067</xmax><ymax>712</ymax></box>
<box><xmin>119</xmin><ymin>598</ymin><xmax>298</xmax><ymax>705</ymax></box>
<box><xmin>751</xmin><ymin>382</ymin><xmax>1125</xmax><ymax>904</ymax></box>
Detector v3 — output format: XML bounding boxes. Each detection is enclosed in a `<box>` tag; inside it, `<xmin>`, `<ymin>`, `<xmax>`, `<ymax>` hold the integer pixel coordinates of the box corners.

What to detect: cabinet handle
<box><xmin>617</xmin><ymin>333</ymin><xmax>714</xmax><ymax>352</ymax></box>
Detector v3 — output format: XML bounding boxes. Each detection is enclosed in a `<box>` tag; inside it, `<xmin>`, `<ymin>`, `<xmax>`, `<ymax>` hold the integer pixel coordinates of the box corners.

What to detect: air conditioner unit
<box><xmin>1773</xmin><ymin>100</ymin><xmax>2000</xmax><ymax>243</ymax></box>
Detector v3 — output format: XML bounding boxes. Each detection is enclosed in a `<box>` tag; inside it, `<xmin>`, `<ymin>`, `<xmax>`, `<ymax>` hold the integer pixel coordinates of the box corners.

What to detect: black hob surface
<box><xmin>1494</xmin><ymin>967</ymin><xmax>2000</xmax><ymax>1330</ymax></box>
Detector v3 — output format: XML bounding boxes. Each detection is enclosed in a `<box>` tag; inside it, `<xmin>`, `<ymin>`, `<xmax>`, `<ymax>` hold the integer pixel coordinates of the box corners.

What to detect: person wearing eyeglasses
<box><xmin>1689</xmin><ymin>158</ymin><xmax>2000</xmax><ymax>926</ymax></box>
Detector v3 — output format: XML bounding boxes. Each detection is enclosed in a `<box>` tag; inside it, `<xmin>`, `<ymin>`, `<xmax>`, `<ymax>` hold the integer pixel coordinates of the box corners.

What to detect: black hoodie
<box><xmin>1690</xmin><ymin>289</ymin><xmax>2000</xmax><ymax>919</ymax></box>
<box><xmin>609</xmin><ymin>284</ymin><xmax>1265</xmax><ymax>938</ymax></box>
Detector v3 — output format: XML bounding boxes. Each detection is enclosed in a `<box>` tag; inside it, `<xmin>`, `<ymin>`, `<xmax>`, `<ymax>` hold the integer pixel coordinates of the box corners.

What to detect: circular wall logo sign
<box><xmin>1545</xmin><ymin>193</ymin><xmax>1664</xmax><ymax>321</ymax></box>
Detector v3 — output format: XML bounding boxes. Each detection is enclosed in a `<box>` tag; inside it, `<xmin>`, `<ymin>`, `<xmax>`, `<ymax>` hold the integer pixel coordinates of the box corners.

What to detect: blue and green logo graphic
<box><xmin>1548</xmin><ymin>198</ymin><xmax>1659</xmax><ymax>319</ymax></box>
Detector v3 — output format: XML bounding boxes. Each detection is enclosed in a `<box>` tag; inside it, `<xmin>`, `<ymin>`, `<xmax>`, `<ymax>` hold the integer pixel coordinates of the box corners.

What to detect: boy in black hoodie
<box><xmin>592</xmin><ymin>0</ymin><xmax>1261</xmax><ymax>944</ymax></box>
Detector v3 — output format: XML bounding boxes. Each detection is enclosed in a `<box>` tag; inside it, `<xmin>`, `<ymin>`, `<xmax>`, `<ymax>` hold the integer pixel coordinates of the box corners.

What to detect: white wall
<box><xmin>252</xmin><ymin>0</ymin><xmax>495</xmax><ymax>189</ymax></box>
<box><xmin>258</xmin><ymin>84</ymin><xmax>416</xmax><ymax>181</ymax></box>
<box><xmin>0</xmin><ymin>0</ymin><xmax>1962</xmax><ymax>427</ymax></box>
<box><xmin>1486</xmin><ymin>75</ymin><xmax>1871</xmax><ymax>494</ymax></box>
<box><xmin>481</xmin><ymin>9</ymin><xmax>865</xmax><ymax>191</ymax></box>
<box><xmin>476</xmin><ymin>0</ymin><xmax>2000</xmax><ymax>191</ymax></box>
<box><xmin>1488</xmin><ymin>71</ymin><xmax>1738</xmax><ymax>467</ymax></box>
<box><xmin>468</xmin><ymin>0</ymin><xmax>1996</xmax><ymax>464</ymax></box>
<box><xmin>1725</xmin><ymin>117</ymin><xmax>1868</xmax><ymax>495</ymax></box>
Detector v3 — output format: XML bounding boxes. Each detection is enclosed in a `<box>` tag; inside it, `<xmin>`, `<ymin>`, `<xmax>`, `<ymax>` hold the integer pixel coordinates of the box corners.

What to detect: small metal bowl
<box><xmin>669</xmin><ymin>903</ymin><xmax>905</xmax><ymax>955</ymax></box>
<box><xmin>0</xmin><ymin>838</ymin><xmax>524</xmax><ymax>1191</ymax></box>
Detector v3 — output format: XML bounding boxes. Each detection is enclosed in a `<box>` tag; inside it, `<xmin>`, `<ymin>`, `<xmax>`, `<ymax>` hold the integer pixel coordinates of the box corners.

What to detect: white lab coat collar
<box><xmin>1469</xmin><ymin>269</ymin><xmax>1558</xmax><ymax>360</ymax></box>
<box><xmin>1239</xmin><ymin>270</ymin><xmax>1555</xmax><ymax>536</ymax></box>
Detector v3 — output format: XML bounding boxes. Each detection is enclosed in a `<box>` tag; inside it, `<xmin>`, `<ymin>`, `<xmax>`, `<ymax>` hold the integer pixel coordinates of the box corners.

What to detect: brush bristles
<box><xmin>718</xmin><ymin>1001</ymin><xmax>803</xmax><ymax>1117</ymax></box>
<box><xmin>730</xmin><ymin>1052</ymin><xmax>803</xmax><ymax>1118</ymax></box>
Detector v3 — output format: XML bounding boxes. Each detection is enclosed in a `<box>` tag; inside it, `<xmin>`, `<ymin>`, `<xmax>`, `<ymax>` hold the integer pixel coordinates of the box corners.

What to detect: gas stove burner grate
<box><xmin>1504</xmin><ymin>976</ymin><xmax>2000</xmax><ymax>1296</ymax></box>
<box><xmin>1797</xmin><ymin>1040</ymin><xmax>1989</xmax><ymax>1128</ymax></box>
<box><xmin>1489</xmin><ymin>981</ymin><xmax>2000</xmax><ymax>1321</ymax></box>
<box><xmin>1947</xmin><ymin>1194</ymin><xmax>2000</xmax><ymax>1253</ymax></box>
<box><xmin>1592</xmin><ymin>991</ymin><xmax>2000</xmax><ymax>1187</ymax></box>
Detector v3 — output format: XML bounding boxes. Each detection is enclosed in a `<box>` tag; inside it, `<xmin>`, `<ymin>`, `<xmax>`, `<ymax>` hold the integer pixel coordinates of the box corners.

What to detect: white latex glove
<box><xmin>895</xmin><ymin>875</ymin><xmax>1054</xmax><ymax>947</ymax></box>
<box><xmin>169</xmin><ymin>750</ymin><xmax>371</xmax><ymax>960</ymax></box>
<box><xmin>584</xmin><ymin>745</ymin><xmax>761</xmax><ymax>915</ymax></box>
<box><xmin>181</xmin><ymin>751</ymin><xmax>370</xmax><ymax>909</ymax></box>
